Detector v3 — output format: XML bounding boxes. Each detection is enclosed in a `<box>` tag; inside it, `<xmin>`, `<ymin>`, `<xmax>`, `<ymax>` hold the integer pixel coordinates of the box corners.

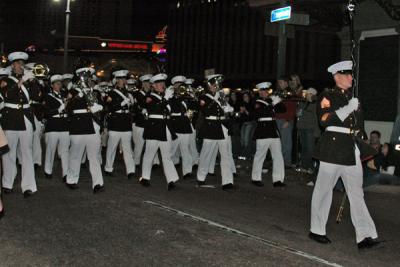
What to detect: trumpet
<box><xmin>31</xmin><ymin>63</ymin><xmax>50</xmax><ymax>79</ymax></box>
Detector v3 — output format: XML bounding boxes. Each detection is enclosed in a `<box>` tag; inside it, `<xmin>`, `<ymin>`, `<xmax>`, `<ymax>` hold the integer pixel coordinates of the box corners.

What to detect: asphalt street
<box><xmin>0</xmin><ymin>157</ymin><xmax>399</xmax><ymax>267</ymax></box>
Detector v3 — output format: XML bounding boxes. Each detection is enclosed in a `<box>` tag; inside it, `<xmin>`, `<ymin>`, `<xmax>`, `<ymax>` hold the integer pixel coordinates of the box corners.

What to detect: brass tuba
<box><xmin>31</xmin><ymin>63</ymin><xmax>50</xmax><ymax>78</ymax></box>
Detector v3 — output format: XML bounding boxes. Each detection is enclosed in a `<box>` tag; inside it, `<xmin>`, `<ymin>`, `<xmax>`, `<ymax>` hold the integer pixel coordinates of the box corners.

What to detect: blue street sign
<box><xmin>270</xmin><ymin>6</ymin><xmax>292</xmax><ymax>23</ymax></box>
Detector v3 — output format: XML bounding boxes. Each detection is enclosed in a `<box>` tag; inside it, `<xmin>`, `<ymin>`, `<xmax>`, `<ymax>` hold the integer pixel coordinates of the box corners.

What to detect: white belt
<box><xmin>73</xmin><ymin>109</ymin><xmax>89</xmax><ymax>114</ymax></box>
<box><xmin>258</xmin><ymin>117</ymin><xmax>274</xmax><ymax>122</ymax></box>
<box><xmin>4</xmin><ymin>103</ymin><xmax>30</xmax><ymax>109</ymax></box>
<box><xmin>205</xmin><ymin>116</ymin><xmax>225</xmax><ymax>120</ymax></box>
<box><xmin>148</xmin><ymin>114</ymin><xmax>169</xmax><ymax>119</ymax></box>
<box><xmin>115</xmin><ymin>110</ymin><xmax>130</xmax><ymax>114</ymax></box>
<box><xmin>170</xmin><ymin>113</ymin><xmax>182</xmax><ymax>117</ymax></box>
<box><xmin>30</xmin><ymin>101</ymin><xmax>40</xmax><ymax>105</ymax></box>
<box><xmin>52</xmin><ymin>114</ymin><xmax>68</xmax><ymax>118</ymax></box>
<box><xmin>326</xmin><ymin>126</ymin><xmax>351</xmax><ymax>134</ymax></box>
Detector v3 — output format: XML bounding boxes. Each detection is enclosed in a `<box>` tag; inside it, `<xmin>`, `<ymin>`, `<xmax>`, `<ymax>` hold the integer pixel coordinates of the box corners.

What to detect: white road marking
<box><xmin>144</xmin><ymin>200</ymin><xmax>343</xmax><ymax>267</ymax></box>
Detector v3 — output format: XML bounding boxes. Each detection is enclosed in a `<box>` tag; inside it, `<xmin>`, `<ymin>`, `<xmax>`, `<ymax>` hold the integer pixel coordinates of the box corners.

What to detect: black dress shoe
<box><xmin>127</xmin><ymin>173</ymin><xmax>135</xmax><ymax>180</ymax></box>
<box><xmin>66</xmin><ymin>183</ymin><xmax>79</xmax><ymax>190</ymax></box>
<box><xmin>139</xmin><ymin>177</ymin><xmax>150</xmax><ymax>187</ymax></box>
<box><xmin>308</xmin><ymin>232</ymin><xmax>332</xmax><ymax>244</ymax></box>
<box><xmin>104</xmin><ymin>171</ymin><xmax>113</xmax><ymax>177</ymax></box>
<box><xmin>93</xmin><ymin>184</ymin><xmax>105</xmax><ymax>194</ymax></box>
<box><xmin>2</xmin><ymin>187</ymin><xmax>13</xmax><ymax>194</ymax></box>
<box><xmin>273</xmin><ymin>181</ymin><xmax>286</xmax><ymax>187</ymax></box>
<box><xmin>23</xmin><ymin>190</ymin><xmax>34</xmax><ymax>198</ymax></box>
<box><xmin>252</xmin><ymin>181</ymin><xmax>264</xmax><ymax>187</ymax></box>
<box><xmin>62</xmin><ymin>176</ymin><xmax>67</xmax><ymax>183</ymax></box>
<box><xmin>183</xmin><ymin>173</ymin><xmax>192</xmax><ymax>180</ymax></box>
<box><xmin>45</xmin><ymin>173</ymin><xmax>53</xmax><ymax>179</ymax></box>
<box><xmin>222</xmin><ymin>183</ymin><xmax>234</xmax><ymax>191</ymax></box>
<box><xmin>357</xmin><ymin>237</ymin><xmax>381</xmax><ymax>250</ymax></box>
<box><xmin>167</xmin><ymin>182</ymin><xmax>176</xmax><ymax>191</ymax></box>
<box><xmin>197</xmin><ymin>181</ymin><xmax>206</xmax><ymax>186</ymax></box>
<box><xmin>208</xmin><ymin>173</ymin><xmax>216</xmax><ymax>177</ymax></box>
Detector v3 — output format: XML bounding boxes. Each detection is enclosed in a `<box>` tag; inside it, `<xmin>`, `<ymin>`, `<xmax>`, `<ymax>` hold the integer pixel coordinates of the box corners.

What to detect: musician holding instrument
<box><xmin>0</xmin><ymin>52</ymin><xmax>37</xmax><ymax>198</ymax></box>
<box><xmin>104</xmin><ymin>69</ymin><xmax>136</xmax><ymax>179</ymax></box>
<box><xmin>43</xmin><ymin>74</ymin><xmax>70</xmax><ymax>181</ymax></box>
<box><xmin>196</xmin><ymin>74</ymin><xmax>235</xmax><ymax>190</ymax></box>
<box><xmin>309</xmin><ymin>60</ymin><xmax>380</xmax><ymax>249</ymax></box>
<box><xmin>251</xmin><ymin>82</ymin><xmax>286</xmax><ymax>187</ymax></box>
<box><xmin>65</xmin><ymin>66</ymin><xmax>104</xmax><ymax>194</ymax></box>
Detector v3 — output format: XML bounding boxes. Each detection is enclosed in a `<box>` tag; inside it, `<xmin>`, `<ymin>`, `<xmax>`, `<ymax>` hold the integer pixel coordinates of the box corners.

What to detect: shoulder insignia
<box><xmin>320</xmin><ymin>97</ymin><xmax>331</xmax><ymax>109</ymax></box>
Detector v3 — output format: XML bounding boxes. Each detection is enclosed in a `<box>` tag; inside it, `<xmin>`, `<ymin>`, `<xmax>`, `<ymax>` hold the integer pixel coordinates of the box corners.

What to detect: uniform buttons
<box><xmin>332</xmin><ymin>137</ymin><xmax>336</xmax><ymax>140</ymax></box>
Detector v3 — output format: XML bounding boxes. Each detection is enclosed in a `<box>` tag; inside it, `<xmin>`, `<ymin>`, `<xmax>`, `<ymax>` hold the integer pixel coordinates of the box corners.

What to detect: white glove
<box><xmin>164</xmin><ymin>88</ymin><xmax>174</xmax><ymax>100</ymax></box>
<box><xmin>58</xmin><ymin>103</ymin><xmax>65</xmax><ymax>113</ymax></box>
<box><xmin>223</xmin><ymin>105</ymin><xmax>234</xmax><ymax>113</ymax></box>
<box><xmin>270</xmin><ymin>95</ymin><xmax>282</xmax><ymax>106</ymax></box>
<box><xmin>90</xmin><ymin>103</ymin><xmax>103</xmax><ymax>113</ymax></box>
<box><xmin>142</xmin><ymin>108</ymin><xmax>148</xmax><ymax>115</ymax></box>
<box><xmin>121</xmin><ymin>98</ymin><xmax>130</xmax><ymax>107</ymax></box>
<box><xmin>335</xmin><ymin>97</ymin><xmax>359</xmax><ymax>122</ymax></box>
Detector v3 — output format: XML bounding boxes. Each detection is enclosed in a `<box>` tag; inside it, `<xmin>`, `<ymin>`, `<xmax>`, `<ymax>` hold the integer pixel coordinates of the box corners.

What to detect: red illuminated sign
<box><xmin>107</xmin><ymin>42</ymin><xmax>149</xmax><ymax>50</ymax></box>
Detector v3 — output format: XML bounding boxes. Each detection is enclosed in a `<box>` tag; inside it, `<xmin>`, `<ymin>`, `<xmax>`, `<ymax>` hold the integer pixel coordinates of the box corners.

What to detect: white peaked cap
<box><xmin>185</xmin><ymin>78</ymin><xmax>194</xmax><ymax>85</ymax></box>
<box><xmin>150</xmin><ymin>73</ymin><xmax>168</xmax><ymax>83</ymax></box>
<box><xmin>206</xmin><ymin>74</ymin><xmax>223</xmax><ymax>82</ymax></box>
<box><xmin>171</xmin><ymin>75</ymin><xmax>186</xmax><ymax>85</ymax></box>
<box><xmin>8</xmin><ymin>51</ymin><xmax>29</xmax><ymax>62</ymax></box>
<box><xmin>50</xmin><ymin>74</ymin><xmax>63</xmax><ymax>84</ymax></box>
<box><xmin>112</xmin><ymin>69</ymin><xmax>129</xmax><ymax>78</ymax></box>
<box><xmin>139</xmin><ymin>74</ymin><xmax>153</xmax><ymax>82</ymax></box>
<box><xmin>256</xmin><ymin>82</ymin><xmax>272</xmax><ymax>90</ymax></box>
<box><xmin>62</xmin><ymin>74</ymin><xmax>74</xmax><ymax>80</ymax></box>
<box><xmin>76</xmin><ymin>67</ymin><xmax>95</xmax><ymax>75</ymax></box>
<box><xmin>327</xmin><ymin>60</ymin><xmax>353</xmax><ymax>75</ymax></box>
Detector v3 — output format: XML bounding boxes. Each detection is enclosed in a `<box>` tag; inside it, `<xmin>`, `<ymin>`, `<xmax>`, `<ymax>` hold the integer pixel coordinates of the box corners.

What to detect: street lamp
<box><xmin>53</xmin><ymin>0</ymin><xmax>73</xmax><ymax>72</ymax></box>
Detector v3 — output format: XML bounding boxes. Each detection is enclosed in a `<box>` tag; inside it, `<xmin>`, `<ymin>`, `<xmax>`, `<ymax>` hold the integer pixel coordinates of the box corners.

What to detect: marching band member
<box><xmin>169</xmin><ymin>75</ymin><xmax>193</xmax><ymax>179</ymax></box>
<box><xmin>43</xmin><ymin>74</ymin><xmax>70</xmax><ymax>181</ymax></box>
<box><xmin>139</xmin><ymin>73</ymin><xmax>179</xmax><ymax>190</ymax></box>
<box><xmin>104</xmin><ymin>69</ymin><xmax>136</xmax><ymax>179</ymax></box>
<box><xmin>309</xmin><ymin>61</ymin><xmax>379</xmax><ymax>249</ymax></box>
<box><xmin>65</xmin><ymin>66</ymin><xmax>104</xmax><ymax>193</ymax></box>
<box><xmin>0</xmin><ymin>52</ymin><xmax>37</xmax><ymax>197</ymax></box>
<box><xmin>196</xmin><ymin>74</ymin><xmax>234</xmax><ymax>190</ymax></box>
<box><xmin>184</xmin><ymin>78</ymin><xmax>199</xmax><ymax>167</ymax></box>
<box><xmin>132</xmin><ymin>74</ymin><xmax>160</xmax><ymax>167</ymax></box>
<box><xmin>251</xmin><ymin>82</ymin><xmax>286</xmax><ymax>187</ymax></box>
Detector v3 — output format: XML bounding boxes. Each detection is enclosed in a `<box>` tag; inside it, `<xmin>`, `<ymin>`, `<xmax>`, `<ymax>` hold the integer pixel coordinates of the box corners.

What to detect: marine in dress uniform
<box><xmin>309</xmin><ymin>61</ymin><xmax>380</xmax><ymax>249</ymax></box>
<box><xmin>104</xmin><ymin>70</ymin><xmax>136</xmax><ymax>179</ymax></box>
<box><xmin>184</xmin><ymin>78</ymin><xmax>200</xmax><ymax>166</ymax></box>
<box><xmin>132</xmin><ymin>74</ymin><xmax>160</xmax><ymax>167</ymax></box>
<box><xmin>65</xmin><ymin>67</ymin><xmax>104</xmax><ymax>193</ymax></box>
<box><xmin>251</xmin><ymin>82</ymin><xmax>286</xmax><ymax>187</ymax></box>
<box><xmin>43</xmin><ymin>75</ymin><xmax>70</xmax><ymax>180</ymax></box>
<box><xmin>139</xmin><ymin>74</ymin><xmax>179</xmax><ymax>190</ymax></box>
<box><xmin>0</xmin><ymin>52</ymin><xmax>37</xmax><ymax>197</ymax></box>
<box><xmin>168</xmin><ymin>75</ymin><xmax>194</xmax><ymax>179</ymax></box>
<box><xmin>196</xmin><ymin>74</ymin><xmax>234</xmax><ymax>190</ymax></box>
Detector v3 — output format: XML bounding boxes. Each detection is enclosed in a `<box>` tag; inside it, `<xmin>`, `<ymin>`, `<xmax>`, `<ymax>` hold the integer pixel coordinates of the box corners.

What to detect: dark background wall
<box><xmin>167</xmin><ymin>0</ymin><xmax>340</xmax><ymax>88</ymax></box>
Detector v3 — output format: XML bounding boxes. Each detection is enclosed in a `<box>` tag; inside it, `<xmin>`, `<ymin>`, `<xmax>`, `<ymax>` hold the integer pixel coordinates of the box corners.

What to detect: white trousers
<box><xmin>44</xmin><ymin>131</ymin><xmax>70</xmax><ymax>177</ymax></box>
<box><xmin>141</xmin><ymin>128</ymin><xmax>179</xmax><ymax>183</ymax></box>
<box><xmin>101</xmin><ymin>128</ymin><xmax>108</xmax><ymax>148</ymax></box>
<box><xmin>132</xmin><ymin>124</ymin><xmax>160</xmax><ymax>165</ymax></box>
<box><xmin>105</xmin><ymin>131</ymin><xmax>135</xmax><ymax>175</ymax></box>
<box><xmin>189</xmin><ymin>125</ymin><xmax>199</xmax><ymax>165</ymax></box>
<box><xmin>170</xmin><ymin>133</ymin><xmax>193</xmax><ymax>175</ymax></box>
<box><xmin>208</xmin><ymin>136</ymin><xmax>236</xmax><ymax>175</ymax></box>
<box><xmin>67</xmin><ymin>123</ymin><xmax>104</xmax><ymax>188</ymax></box>
<box><xmin>33</xmin><ymin>116</ymin><xmax>43</xmax><ymax>166</ymax></box>
<box><xmin>197</xmin><ymin>126</ymin><xmax>233</xmax><ymax>185</ymax></box>
<box><xmin>310</xmin><ymin>147</ymin><xmax>378</xmax><ymax>243</ymax></box>
<box><xmin>2</xmin><ymin>116</ymin><xmax>37</xmax><ymax>192</ymax></box>
<box><xmin>251</xmin><ymin>138</ymin><xmax>285</xmax><ymax>182</ymax></box>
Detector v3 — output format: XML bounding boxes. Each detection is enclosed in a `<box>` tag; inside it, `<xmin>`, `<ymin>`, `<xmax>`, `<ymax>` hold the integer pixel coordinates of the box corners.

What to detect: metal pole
<box><xmin>63</xmin><ymin>0</ymin><xmax>71</xmax><ymax>72</ymax></box>
<box><xmin>276</xmin><ymin>0</ymin><xmax>287</xmax><ymax>79</ymax></box>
